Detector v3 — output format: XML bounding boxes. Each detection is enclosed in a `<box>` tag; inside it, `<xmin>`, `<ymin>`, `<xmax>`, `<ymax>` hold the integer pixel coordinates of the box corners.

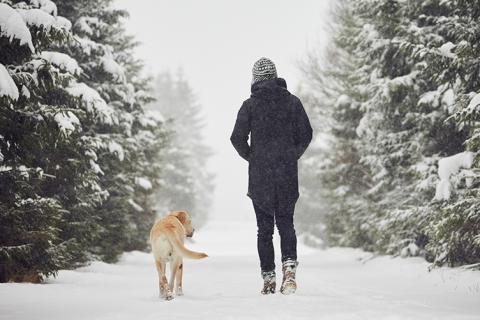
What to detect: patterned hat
<box><xmin>252</xmin><ymin>57</ymin><xmax>277</xmax><ymax>84</ymax></box>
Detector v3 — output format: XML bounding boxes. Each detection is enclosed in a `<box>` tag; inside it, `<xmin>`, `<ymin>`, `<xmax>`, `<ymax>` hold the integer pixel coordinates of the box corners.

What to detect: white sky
<box><xmin>115</xmin><ymin>0</ymin><xmax>333</xmax><ymax>221</ymax></box>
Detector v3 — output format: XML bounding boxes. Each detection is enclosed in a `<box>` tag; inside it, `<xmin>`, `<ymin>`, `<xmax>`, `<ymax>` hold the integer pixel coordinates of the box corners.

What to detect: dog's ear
<box><xmin>175</xmin><ymin>211</ymin><xmax>188</xmax><ymax>224</ymax></box>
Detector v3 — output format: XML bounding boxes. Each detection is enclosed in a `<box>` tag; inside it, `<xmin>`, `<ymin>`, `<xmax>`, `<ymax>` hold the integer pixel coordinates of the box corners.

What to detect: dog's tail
<box><xmin>167</xmin><ymin>231</ymin><xmax>208</xmax><ymax>259</ymax></box>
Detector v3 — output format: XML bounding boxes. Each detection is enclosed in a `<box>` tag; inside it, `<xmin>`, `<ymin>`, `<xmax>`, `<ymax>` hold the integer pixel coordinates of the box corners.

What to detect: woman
<box><xmin>230</xmin><ymin>57</ymin><xmax>312</xmax><ymax>295</ymax></box>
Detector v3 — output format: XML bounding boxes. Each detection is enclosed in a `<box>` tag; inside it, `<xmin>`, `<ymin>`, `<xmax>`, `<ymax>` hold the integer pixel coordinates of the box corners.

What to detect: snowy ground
<box><xmin>1</xmin><ymin>218</ymin><xmax>480</xmax><ymax>320</ymax></box>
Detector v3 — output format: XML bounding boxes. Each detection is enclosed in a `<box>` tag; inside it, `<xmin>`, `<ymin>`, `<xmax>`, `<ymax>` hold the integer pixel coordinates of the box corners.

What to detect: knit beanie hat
<box><xmin>252</xmin><ymin>57</ymin><xmax>277</xmax><ymax>85</ymax></box>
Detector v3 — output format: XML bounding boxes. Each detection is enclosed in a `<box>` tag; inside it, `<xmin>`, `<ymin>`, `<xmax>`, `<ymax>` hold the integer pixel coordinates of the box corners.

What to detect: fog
<box><xmin>116</xmin><ymin>0</ymin><xmax>332</xmax><ymax>221</ymax></box>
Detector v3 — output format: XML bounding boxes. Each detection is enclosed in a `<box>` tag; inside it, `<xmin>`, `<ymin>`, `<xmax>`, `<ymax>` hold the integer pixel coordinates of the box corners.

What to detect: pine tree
<box><xmin>302</xmin><ymin>0</ymin><xmax>480</xmax><ymax>266</ymax></box>
<box><xmin>354</xmin><ymin>0</ymin><xmax>473</xmax><ymax>260</ymax></box>
<box><xmin>299</xmin><ymin>2</ymin><xmax>374</xmax><ymax>248</ymax></box>
<box><xmin>417</xmin><ymin>0</ymin><xmax>480</xmax><ymax>266</ymax></box>
<box><xmin>0</xmin><ymin>0</ymin><xmax>107</xmax><ymax>281</ymax></box>
<box><xmin>56</xmin><ymin>0</ymin><xmax>168</xmax><ymax>261</ymax></box>
<box><xmin>1</xmin><ymin>0</ymin><xmax>169</xmax><ymax>281</ymax></box>
<box><xmin>147</xmin><ymin>71</ymin><xmax>213</xmax><ymax>226</ymax></box>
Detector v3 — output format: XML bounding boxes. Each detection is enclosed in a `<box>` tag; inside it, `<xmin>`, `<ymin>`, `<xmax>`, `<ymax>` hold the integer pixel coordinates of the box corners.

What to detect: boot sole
<box><xmin>261</xmin><ymin>290</ymin><xmax>276</xmax><ymax>295</ymax></box>
<box><xmin>280</xmin><ymin>283</ymin><xmax>297</xmax><ymax>295</ymax></box>
<box><xmin>281</xmin><ymin>287</ymin><xmax>296</xmax><ymax>295</ymax></box>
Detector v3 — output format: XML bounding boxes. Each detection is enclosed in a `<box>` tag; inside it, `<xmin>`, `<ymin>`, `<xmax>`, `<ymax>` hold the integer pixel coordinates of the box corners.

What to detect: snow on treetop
<box><xmin>54</xmin><ymin>111</ymin><xmax>80</xmax><ymax>137</ymax></box>
<box><xmin>147</xmin><ymin>110</ymin><xmax>165</xmax><ymax>122</ymax></box>
<box><xmin>0</xmin><ymin>165</ymin><xmax>12</xmax><ymax>172</ymax></box>
<box><xmin>139</xmin><ymin>110</ymin><xmax>165</xmax><ymax>127</ymax></box>
<box><xmin>434</xmin><ymin>151</ymin><xmax>475</xmax><ymax>201</ymax></box>
<box><xmin>418</xmin><ymin>90</ymin><xmax>439</xmax><ymax>106</ymax></box>
<box><xmin>134</xmin><ymin>130</ymin><xmax>155</xmax><ymax>144</ymax></box>
<box><xmin>128</xmin><ymin>199</ymin><xmax>143</xmax><ymax>212</ymax></box>
<box><xmin>17</xmin><ymin>8</ymin><xmax>70</xmax><ymax>32</ymax></box>
<box><xmin>17</xmin><ymin>164</ymin><xmax>29</xmax><ymax>179</ymax></box>
<box><xmin>466</xmin><ymin>92</ymin><xmax>480</xmax><ymax>116</ymax></box>
<box><xmin>418</xmin><ymin>84</ymin><xmax>456</xmax><ymax>110</ymax></box>
<box><xmin>73</xmin><ymin>36</ymin><xmax>101</xmax><ymax>56</ymax></box>
<box><xmin>66</xmin><ymin>82</ymin><xmax>117</xmax><ymax>125</ymax></box>
<box><xmin>30</xmin><ymin>0</ymin><xmax>57</xmax><ymax>16</ymax></box>
<box><xmin>108</xmin><ymin>140</ymin><xmax>125</xmax><ymax>161</ymax></box>
<box><xmin>0</xmin><ymin>3</ymin><xmax>34</xmax><ymax>52</ymax></box>
<box><xmin>438</xmin><ymin>152</ymin><xmax>475</xmax><ymax>180</ymax></box>
<box><xmin>442</xmin><ymin>88</ymin><xmax>455</xmax><ymax>109</ymax></box>
<box><xmin>74</xmin><ymin>16</ymin><xmax>101</xmax><ymax>36</ymax></box>
<box><xmin>0</xmin><ymin>63</ymin><xmax>19</xmax><ymax>100</ymax></box>
<box><xmin>55</xmin><ymin>16</ymin><xmax>71</xmax><ymax>31</ymax></box>
<box><xmin>85</xmin><ymin>149</ymin><xmax>97</xmax><ymax>161</ymax></box>
<box><xmin>40</xmin><ymin>51</ymin><xmax>82</xmax><ymax>75</ymax></box>
<box><xmin>120</xmin><ymin>112</ymin><xmax>134</xmax><ymax>124</ymax></box>
<box><xmin>438</xmin><ymin>42</ymin><xmax>456</xmax><ymax>59</ymax></box>
<box><xmin>335</xmin><ymin>94</ymin><xmax>350</xmax><ymax>107</ymax></box>
<box><xmin>100</xmin><ymin>56</ymin><xmax>125</xmax><ymax>83</ymax></box>
<box><xmin>89</xmin><ymin>159</ymin><xmax>104</xmax><ymax>175</ymax></box>
<box><xmin>360</xmin><ymin>23</ymin><xmax>379</xmax><ymax>42</ymax></box>
<box><xmin>389</xmin><ymin>71</ymin><xmax>418</xmax><ymax>88</ymax></box>
<box><xmin>21</xmin><ymin>85</ymin><xmax>30</xmax><ymax>99</ymax></box>
<box><xmin>75</xmin><ymin>17</ymin><xmax>95</xmax><ymax>35</ymax></box>
<box><xmin>135</xmin><ymin>177</ymin><xmax>153</xmax><ymax>191</ymax></box>
<box><xmin>356</xmin><ymin>111</ymin><xmax>383</xmax><ymax>137</ymax></box>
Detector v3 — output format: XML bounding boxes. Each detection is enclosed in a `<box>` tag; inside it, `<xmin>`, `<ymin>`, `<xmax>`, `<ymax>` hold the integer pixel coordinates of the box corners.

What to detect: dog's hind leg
<box><xmin>175</xmin><ymin>259</ymin><xmax>183</xmax><ymax>296</ymax></box>
<box><xmin>169</xmin><ymin>258</ymin><xmax>181</xmax><ymax>295</ymax></box>
<box><xmin>155</xmin><ymin>260</ymin><xmax>173</xmax><ymax>300</ymax></box>
<box><xmin>155</xmin><ymin>260</ymin><xmax>166</xmax><ymax>298</ymax></box>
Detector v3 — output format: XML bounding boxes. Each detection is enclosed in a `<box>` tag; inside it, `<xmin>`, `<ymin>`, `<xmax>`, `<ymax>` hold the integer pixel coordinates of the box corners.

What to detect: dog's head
<box><xmin>169</xmin><ymin>211</ymin><xmax>195</xmax><ymax>237</ymax></box>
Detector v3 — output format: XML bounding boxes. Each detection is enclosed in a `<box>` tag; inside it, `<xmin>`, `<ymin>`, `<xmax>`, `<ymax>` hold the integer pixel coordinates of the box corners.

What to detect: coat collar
<box><xmin>251</xmin><ymin>78</ymin><xmax>290</xmax><ymax>100</ymax></box>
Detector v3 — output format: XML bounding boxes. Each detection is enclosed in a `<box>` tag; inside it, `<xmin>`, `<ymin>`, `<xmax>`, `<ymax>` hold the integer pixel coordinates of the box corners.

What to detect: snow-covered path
<box><xmin>1</xmin><ymin>218</ymin><xmax>480</xmax><ymax>320</ymax></box>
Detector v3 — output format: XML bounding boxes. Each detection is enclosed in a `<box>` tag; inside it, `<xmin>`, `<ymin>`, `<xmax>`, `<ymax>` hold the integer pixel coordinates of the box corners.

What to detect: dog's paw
<box><xmin>160</xmin><ymin>291</ymin><xmax>175</xmax><ymax>301</ymax></box>
<box><xmin>176</xmin><ymin>289</ymin><xmax>184</xmax><ymax>296</ymax></box>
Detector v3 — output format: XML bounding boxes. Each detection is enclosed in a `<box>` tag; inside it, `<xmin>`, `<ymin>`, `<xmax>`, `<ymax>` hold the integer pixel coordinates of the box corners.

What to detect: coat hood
<box><xmin>250</xmin><ymin>78</ymin><xmax>290</xmax><ymax>101</ymax></box>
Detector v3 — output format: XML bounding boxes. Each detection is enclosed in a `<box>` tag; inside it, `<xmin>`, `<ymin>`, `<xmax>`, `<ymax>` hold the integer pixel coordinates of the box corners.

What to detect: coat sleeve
<box><xmin>230</xmin><ymin>101</ymin><xmax>251</xmax><ymax>161</ymax></box>
<box><xmin>294</xmin><ymin>98</ymin><xmax>313</xmax><ymax>159</ymax></box>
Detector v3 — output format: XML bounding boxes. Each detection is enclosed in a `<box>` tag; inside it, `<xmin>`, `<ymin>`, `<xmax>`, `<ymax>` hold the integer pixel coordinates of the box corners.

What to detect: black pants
<box><xmin>253</xmin><ymin>199</ymin><xmax>297</xmax><ymax>273</ymax></box>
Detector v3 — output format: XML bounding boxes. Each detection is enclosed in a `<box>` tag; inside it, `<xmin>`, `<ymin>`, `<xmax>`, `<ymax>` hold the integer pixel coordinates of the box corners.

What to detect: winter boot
<box><xmin>260</xmin><ymin>270</ymin><xmax>276</xmax><ymax>295</ymax></box>
<box><xmin>280</xmin><ymin>259</ymin><xmax>298</xmax><ymax>295</ymax></box>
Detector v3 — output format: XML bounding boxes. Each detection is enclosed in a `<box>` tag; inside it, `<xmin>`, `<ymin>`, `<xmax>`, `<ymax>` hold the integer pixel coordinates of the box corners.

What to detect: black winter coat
<box><xmin>230</xmin><ymin>78</ymin><xmax>313</xmax><ymax>212</ymax></box>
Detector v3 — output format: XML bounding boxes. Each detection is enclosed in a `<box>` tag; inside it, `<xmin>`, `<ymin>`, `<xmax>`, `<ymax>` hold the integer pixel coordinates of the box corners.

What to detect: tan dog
<box><xmin>149</xmin><ymin>210</ymin><xmax>208</xmax><ymax>300</ymax></box>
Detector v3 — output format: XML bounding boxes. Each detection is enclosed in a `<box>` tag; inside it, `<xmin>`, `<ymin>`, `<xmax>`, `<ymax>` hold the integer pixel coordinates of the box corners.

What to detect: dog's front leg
<box><xmin>155</xmin><ymin>259</ymin><xmax>173</xmax><ymax>300</ymax></box>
